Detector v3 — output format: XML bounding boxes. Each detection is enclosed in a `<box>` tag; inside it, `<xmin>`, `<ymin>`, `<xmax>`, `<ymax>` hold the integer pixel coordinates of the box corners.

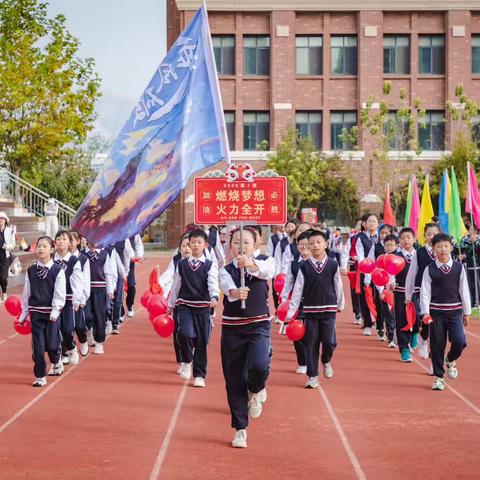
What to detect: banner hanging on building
<box><xmin>72</xmin><ymin>4</ymin><xmax>229</xmax><ymax>247</ymax></box>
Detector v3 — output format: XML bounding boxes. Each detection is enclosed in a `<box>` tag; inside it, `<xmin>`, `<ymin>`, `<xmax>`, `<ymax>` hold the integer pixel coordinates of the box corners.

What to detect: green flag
<box><xmin>449</xmin><ymin>167</ymin><xmax>467</xmax><ymax>243</ymax></box>
<box><xmin>404</xmin><ymin>177</ymin><xmax>412</xmax><ymax>227</ymax></box>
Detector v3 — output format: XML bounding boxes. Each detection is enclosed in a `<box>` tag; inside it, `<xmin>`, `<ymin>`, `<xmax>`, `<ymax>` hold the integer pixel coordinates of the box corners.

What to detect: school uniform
<box><xmin>459</xmin><ymin>237</ymin><xmax>480</xmax><ymax>307</ymax></box>
<box><xmin>341</xmin><ymin>233</ymin><xmax>361</xmax><ymax>319</ymax></box>
<box><xmin>72</xmin><ymin>250</ymin><xmax>91</xmax><ymax>345</ymax></box>
<box><xmin>84</xmin><ymin>249</ymin><xmax>115</xmax><ymax>344</ymax></box>
<box><xmin>206</xmin><ymin>227</ymin><xmax>226</xmax><ymax>267</ymax></box>
<box><xmin>112</xmin><ymin>239</ymin><xmax>134</xmax><ymax>328</ymax></box>
<box><xmin>420</xmin><ymin>258</ymin><xmax>470</xmax><ymax>378</ymax></box>
<box><xmin>168</xmin><ymin>255</ymin><xmax>219</xmax><ymax>379</ymax></box>
<box><xmin>126</xmin><ymin>234</ymin><xmax>144</xmax><ymax>313</ymax></box>
<box><xmin>271</xmin><ymin>233</ymin><xmax>290</xmax><ymax>309</ymax></box>
<box><xmin>287</xmin><ymin>256</ymin><xmax>344</xmax><ymax>378</ymax></box>
<box><xmin>54</xmin><ymin>252</ymin><xmax>83</xmax><ymax>356</ymax></box>
<box><xmin>19</xmin><ymin>260</ymin><xmax>66</xmax><ymax>378</ymax></box>
<box><xmin>219</xmin><ymin>256</ymin><xmax>275</xmax><ymax>430</ymax></box>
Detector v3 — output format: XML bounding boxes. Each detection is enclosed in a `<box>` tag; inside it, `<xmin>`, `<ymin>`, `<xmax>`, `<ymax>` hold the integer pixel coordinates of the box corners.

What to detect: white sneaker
<box><xmin>61</xmin><ymin>356</ymin><xmax>70</xmax><ymax>365</ymax></box>
<box><xmin>256</xmin><ymin>388</ymin><xmax>267</xmax><ymax>404</ymax></box>
<box><xmin>48</xmin><ymin>362</ymin><xmax>64</xmax><ymax>376</ymax></box>
<box><xmin>279</xmin><ymin>323</ymin><xmax>287</xmax><ymax>335</ymax></box>
<box><xmin>232</xmin><ymin>429</ymin><xmax>247</xmax><ymax>448</ymax></box>
<box><xmin>80</xmin><ymin>342</ymin><xmax>89</xmax><ymax>357</ymax></box>
<box><xmin>446</xmin><ymin>360</ymin><xmax>458</xmax><ymax>379</ymax></box>
<box><xmin>432</xmin><ymin>377</ymin><xmax>445</xmax><ymax>391</ymax></box>
<box><xmin>378</xmin><ymin>332</ymin><xmax>386</xmax><ymax>342</ymax></box>
<box><xmin>323</xmin><ymin>363</ymin><xmax>334</xmax><ymax>379</ymax></box>
<box><xmin>353</xmin><ymin>315</ymin><xmax>362</xmax><ymax>325</ymax></box>
<box><xmin>274</xmin><ymin>316</ymin><xmax>282</xmax><ymax>325</ymax></box>
<box><xmin>305</xmin><ymin>376</ymin><xmax>319</xmax><ymax>389</ymax></box>
<box><xmin>176</xmin><ymin>363</ymin><xmax>183</xmax><ymax>374</ymax></box>
<box><xmin>68</xmin><ymin>347</ymin><xmax>79</xmax><ymax>366</ymax></box>
<box><xmin>94</xmin><ymin>343</ymin><xmax>104</xmax><ymax>355</ymax></box>
<box><xmin>418</xmin><ymin>338</ymin><xmax>429</xmax><ymax>359</ymax></box>
<box><xmin>363</xmin><ymin>327</ymin><xmax>372</xmax><ymax>336</ymax></box>
<box><xmin>179</xmin><ymin>362</ymin><xmax>192</xmax><ymax>380</ymax></box>
<box><xmin>105</xmin><ymin>320</ymin><xmax>113</xmax><ymax>336</ymax></box>
<box><xmin>296</xmin><ymin>365</ymin><xmax>307</xmax><ymax>375</ymax></box>
<box><xmin>193</xmin><ymin>377</ymin><xmax>206</xmax><ymax>388</ymax></box>
<box><xmin>127</xmin><ymin>308</ymin><xmax>134</xmax><ymax>318</ymax></box>
<box><xmin>87</xmin><ymin>329</ymin><xmax>95</xmax><ymax>347</ymax></box>
<box><xmin>387</xmin><ymin>341</ymin><xmax>397</xmax><ymax>348</ymax></box>
<box><xmin>32</xmin><ymin>377</ymin><xmax>47</xmax><ymax>387</ymax></box>
<box><xmin>247</xmin><ymin>392</ymin><xmax>263</xmax><ymax>418</ymax></box>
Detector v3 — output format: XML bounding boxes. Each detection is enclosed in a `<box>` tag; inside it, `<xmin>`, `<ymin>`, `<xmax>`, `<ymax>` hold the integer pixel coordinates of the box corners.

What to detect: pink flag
<box><xmin>408</xmin><ymin>176</ymin><xmax>421</xmax><ymax>235</ymax></box>
<box><xmin>466</xmin><ymin>163</ymin><xmax>480</xmax><ymax>229</ymax></box>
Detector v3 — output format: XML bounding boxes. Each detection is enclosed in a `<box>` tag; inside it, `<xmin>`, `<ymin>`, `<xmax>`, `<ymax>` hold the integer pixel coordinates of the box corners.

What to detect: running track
<box><xmin>1</xmin><ymin>255</ymin><xmax>479</xmax><ymax>480</ymax></box>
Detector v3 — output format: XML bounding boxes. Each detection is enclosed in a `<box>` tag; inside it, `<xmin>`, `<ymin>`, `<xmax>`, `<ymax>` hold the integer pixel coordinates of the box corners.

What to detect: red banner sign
<box><xmin>194</xmin><ymin>176</ymin><xmax>287</xmax><ymax>225</ymax></box>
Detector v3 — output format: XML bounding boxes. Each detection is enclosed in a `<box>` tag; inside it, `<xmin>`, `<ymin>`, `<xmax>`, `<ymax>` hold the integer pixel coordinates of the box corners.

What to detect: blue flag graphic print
<box><xmin>72</xmin><ymin>5</ymin><xmax>229</xmax><ymax>247</ymax></box>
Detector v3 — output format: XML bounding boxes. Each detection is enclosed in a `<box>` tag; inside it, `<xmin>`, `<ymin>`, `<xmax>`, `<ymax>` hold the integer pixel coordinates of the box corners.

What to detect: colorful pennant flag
<box><xmin>466</xmin><ymin>162</ymin><xmax>480</xmax><ymax>230</ymax></box>
<box><xmin>417</xmin><ymin>175</ymin><xmax>435</xmax><ymax>245</ymax></box>
<box><xmin>449</xmin><ymin>167</ymin><xmax>468</xmax><ymax>243</ymax></box>
<box><xmin>404</xmin><ymin>177</ymin><xmax>412</xmax><ymax>227</ymax></box>
<box><xmin>383</xmin><ymin>184</ymin><xmax>396</xmax><ymax>226</ymax></box>
<box><xmin>438</xmin><ymin>169</ymin><xmax>451</xmax><ymax>234</ymax></box>
<box><xmin>408</xmin><ymin>176</ymin><xmax>421</xmax><ymax>236</ymax></box>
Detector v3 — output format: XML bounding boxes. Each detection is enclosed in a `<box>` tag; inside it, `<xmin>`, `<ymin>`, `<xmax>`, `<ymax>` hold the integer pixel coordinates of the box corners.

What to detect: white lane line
<box><xmin>0</xmin><ymin>307</ymin><xmax>143</xmax><ymax>434</ymax></box>
<box><xmin>465</xmin><ymin>329</ymin><xmax>480</xmax><ymax>341</ymax></box>
<box><xmin>317</xmin><ymin>384</ymin><xmax>367</xmax><ymax>480</ymax></box>
<box><xmin>412</xmin><ymin>358</ymin><xmax>480</xmax><ymax>416</ymax></box>
<box><xmin>148</xmin><ymin>381</ymin><xmax>189</xmax><ymax>480</ymax></box>
<box><xmin>0</xmin><ymin>333</ymin><xmax>18</xmax><ymax>346</ymax></box>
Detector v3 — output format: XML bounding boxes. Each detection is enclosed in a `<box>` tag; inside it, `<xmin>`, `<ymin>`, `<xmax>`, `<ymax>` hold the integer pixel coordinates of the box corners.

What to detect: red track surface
<box><xmin>1</xmin><ymin>255</ymin><xmax>480</xmax><ymax>479</ymax></box>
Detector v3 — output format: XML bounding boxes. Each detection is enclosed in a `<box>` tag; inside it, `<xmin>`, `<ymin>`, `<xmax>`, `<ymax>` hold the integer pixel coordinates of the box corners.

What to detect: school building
<box><xmin>165</xmin><ymin>0</ymin><xmax>480</xmax><ymax>246</ymax></box>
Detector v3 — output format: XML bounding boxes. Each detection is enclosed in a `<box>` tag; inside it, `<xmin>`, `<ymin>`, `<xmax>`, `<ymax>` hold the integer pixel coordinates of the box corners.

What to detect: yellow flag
<box><xmin>417</xmin><ymin>175</ymin><xmax>435</xmax><ymax>245</ymax></box>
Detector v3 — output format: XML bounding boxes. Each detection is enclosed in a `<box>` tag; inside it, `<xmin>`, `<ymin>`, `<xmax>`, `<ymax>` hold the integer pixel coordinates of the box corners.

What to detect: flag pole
<box><xmin>469</xmin><ymin>212</ymin><xmax>480</xmax><ymax>314</ymax></box>
<box><xmin>239</xmin><ymin>224</ymin><xmax>246</xmax><ymax>310</ymax></box>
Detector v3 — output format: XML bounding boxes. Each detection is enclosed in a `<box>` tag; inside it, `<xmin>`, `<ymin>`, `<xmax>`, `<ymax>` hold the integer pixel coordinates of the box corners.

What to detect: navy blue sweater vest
<box><xmin>176</xmin><ymin>258</ymin><xmax>213</xmax><ymax>308</ymax></box>
<box><xmin>271</xmin><ymin>234</ymin><xmax>280</xmax><ymax>252</ymax></box>
<box><xmin>56</xmin><ymin>256</ymin><xmax>79</xmax><ymax>301</ymax></box>
<box><xmin>428</xmin><ymin>261</ymin><xmax>463</xmax><ymax>311</ymax></box>
<box><xmin>300</xmin><ymin>257</ymin><xmax>338</xmax><ymax>314</ymax></box>
<box><xmin>393</xmin><ymin>251</ymin><xmax>414</xmax><ymax>293</ymax></box>
<box><xmin>27</xmin><ymin>263</ymin><xmax>62</xmax><ymax>315</ymax></box>
<box><xmin>358</xmin><ymin>232</ymin><xmax>376</xmax><ymax>258</ymax></box>
<box><xmin>222</xmin><ymin>263</ymin><xmax>270</xmax><ymax>325</ymax></box>
<box><xmin>89</xmin><ymin>250</ymin><xmax>108</xmax><ymax>289</ymax></box>
<box><xmin>415</xmin><ymin>247</ymin><xmax>436</xmax><ymax>289</ymax></box>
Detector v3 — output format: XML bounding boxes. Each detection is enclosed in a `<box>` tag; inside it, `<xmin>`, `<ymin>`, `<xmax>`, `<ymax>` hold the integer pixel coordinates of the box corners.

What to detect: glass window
<box><xmin>473</xmin><ymin>36</ymin><xmax>480</xmax><ymax>74</ymax></box>
<box><xmin>383</xmin><ymin>36</ymin><xmax>410</xmax><ymax>74</ymax></box>
<box><xmin>243</xmin><ymin>36</ymin><xmax>270</xmax><ymax>75</ymax></box>
<box><xmin>224</xmin><ymin>112</ymin><xmax>235</xmax><ymax>150</ymax></box>
<box><xmin>243</xmin><ymin>112</ymin><xmax>270</xmax><ymax>150</ymax></box>
<box><xmin>473</xmin><ymin>115</ymin><xmax>480</xmax><ymax>148</ymax></box>
<box><xmin>212</xmin><ymin>36</ymin><xmax>235</xmax><ymax>75</ymax></box>
<box><xmin>418</xmin><ymin>111</ymin><xmax>445</xmax><ymax>150</ymax></box>
<box><xmin>296</xmin><ymin>112</ymin><xmax>322</xmax><ymax>148</ymax></box>
<box><xmin>384</xmin><ymin>112</ymin><xmax>410</xmax><ymax>150</ymax></box>
<box><xmin>296</xmin><ymin>36</ymin><xmax>323</xmax><ymax>75</ymax></box>
<box><xmin>419</xmin><ymin>35</ymin><xmax>445</xmax><ymax>74</ymax></box>
<box><xmin>331</xmin><ymin>36</ymin><xmax>357</xmax><ymax>75</ymax></box>
<box><xmin>330</xmin><ymin>111</ymin><xmax>357</xmax><ymax>150</ymax></box>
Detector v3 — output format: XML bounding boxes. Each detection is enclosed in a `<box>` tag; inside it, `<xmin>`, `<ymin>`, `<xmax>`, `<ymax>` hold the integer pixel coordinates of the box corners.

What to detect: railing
<box><xmin>0</xmin><ymin>167</ymin><xmax>76</xmax><ymax>229</ymax></box>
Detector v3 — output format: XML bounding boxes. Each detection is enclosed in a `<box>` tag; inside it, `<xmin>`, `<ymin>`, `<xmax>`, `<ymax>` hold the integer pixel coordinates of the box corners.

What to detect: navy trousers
<box><xmin>359</xmin><ymin>275</ymin><xmax>373</xmax><ymax>327</ymax></box>
<box><xmin>374</xmin><ymin>288</ymin><xmax>384</xmax><ymax>333</ymax></box>
<box><xmin>221</xmin><ymin>321</ymin><xmax>271</xmax><ymax>430</ymax></box>
<box><xmin>379</xmin><ymin>300</ymin><xmax>395</xmax><ymax>342</ymax></box>
<box><xmin>60</xmin><ymin>301</ymin><xmax>75</xmax><ymax>354</ymax></box>
<box><xmin>304</xmin><ymin>314</ymin><xmax>337</xmax><ymax>377</ymax></box>
<box><xmin>430</xmin><ymin>310</ymin><xmax>467</xmax><ymax>378</ymax></box>
<box><xmin>84</xmin><ymin>288</ymin><xmax>107</xmax><ymax>343</ymax></box>
<box><xmin>172</xmin><ymin>308</ymin><xmax>182</xmax><ymax>363</ymax></box>
<box><xmin>75</xmin><ymin>307</ymin><xmax>87</xmax><ymax>344</ymax></box>
<box><xmin>177</xmin><ymin>305</ymin><xmax>212</xmax><ymax>378</ymax></box>
<box><xmin>30</xmin><ymin>312</ymin><xmax>61</xmax><ymax>378</ymax></box>
<box><xmin>394</xmin><ymin>291</ymin><xmax>411</xmax><ymax>350</ymax></box>
<box><xmin>112</xmin><ymin>276</ymin><xmax>124</xmax><ymax>326</ymax></box>
<box><xmin>126</xmin><ymin>262</ymin><xmax>136</xmax><ymax>309</ymax></box>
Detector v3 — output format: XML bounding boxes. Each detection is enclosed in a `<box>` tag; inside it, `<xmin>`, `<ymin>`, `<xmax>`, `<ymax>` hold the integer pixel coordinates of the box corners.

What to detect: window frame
<box><xmin>330</xmin><ymin>35</ymin><xmax>358</xmax><ymax>75</ymax></box>
<box><xmin>243</xmin><ymin>36</ymin><xmax>270</xmax><ymax>76</ymax></box>
<box><xmin>418</xmin><ymin>35</ymin><xmax>445</xmax><ymax>75</ymax></box>
<box><xmin>243</xmin><ymin>111</ymin><xmax>270</xmax><ymax>151</ymax></box>
<box><xmin>296</xmin><ymin>35</ymin><xmax>323</xmax><ymax>76</ymax></box>
<box><xmin>212</xmin><ymin>35</ymin><xmax>235</xmax><ymax>76</ymax></box>
<box><xmin>418</xmin><ymin>111</ymin><xmax>445</xmax><ymax>151</ymax></box>
<box><xmin>383</xmin><ymin>35</ymin><xmax>410</xmax><ymax>74</ymax></box>
<box><xmin>472</xmin><ymin>36</ymin><xmax>480</xmax><ymax>74</ymax></box>
<box><xmin>295</xmin><ymin>111</ymin><xmax>323</xmax><ymax>148</ymax></box>
<box><xmin>330</xmin><ymin>111</ymin><xmax>357</xmax><ymax>151</ymax></box>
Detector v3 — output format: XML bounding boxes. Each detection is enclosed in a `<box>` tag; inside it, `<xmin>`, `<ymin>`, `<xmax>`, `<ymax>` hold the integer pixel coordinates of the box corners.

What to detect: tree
<box><xmin>266</xmin><ymin>128</ymin><xmax>359</xmax><ymax>223</ymax></box>
<box><xmin>0</xmin><ymin>0</ymin><xmax>101</xmax><ymax>178</ymax></box>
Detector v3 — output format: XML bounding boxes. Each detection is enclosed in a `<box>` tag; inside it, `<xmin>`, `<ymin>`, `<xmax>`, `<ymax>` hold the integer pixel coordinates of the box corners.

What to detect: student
<box><xmin>329</xmin><ymin>228</ymin><xmax>343</xmax><ymax>265</ymax></box>
<box><xmin>54</xmin><ymin>230</ymin><xmax>84</xmax><ymax>367</ymax></box>
<box><xmin>84</xmin><ymin>242</ymin><xmax>115</xmax><ymax>354</ymax></box>
<box><xmin>281</xmin><ymin>231</ymin><xmax>311</xmax><ymax>374</ymax></box>
<box><xmin>458</xmin><ymin>226</ymin><xmax>480</xmax><ymax>308</ymax></box>
<box><xmin>405</xmin><ymin>222</ymin><xmax>440</xmax><ymax>359</ymax></box>
<box><xmin>420</xmin><ymin>233</ymin><xmax>470</xmax><ymax>391</ymax></box>
<box><xmin>71</xmin><ymin>232</ymin><xmax>91</xmax><ymax>357</ymax></box>
<box><xmin>205</xmin><ymin>225</ymin><xmax>226</xmax><ymax>267</ymax></box>
<box><xmin>0</xmin><ymin>211</ymin><xmax>16</xmax><ymax>303</ymax></box>
<box><xmin>286</xmin><ymin>230</ymin><xmax>344</xmax><ymax>389</ymax></box>
<box><xmin>126</xmin><ymin>234</ymin><xmax>144</xmax><ymax>318</ymax></box>
<box><xmin>168</xmin><ymin>229</ymin><xmax>219</xmax><ymax>387</ymax></box>
<box><xmin>18</xmin><ymin>237</ymin><xmax>66</xmax><ymax>387</ymax></box>
<box><xmin>266</xmin><ymin>225</ymin><xmax>287</xmax><ymax>258</ymax></box>
<box><xmin>219</xmin><ymin>227</ymin><xmax>275</xmax><ymax>448</ymax></box>
<box><xmin>393</xmin><ymin>228</ymin><xmax>417</xmax><ymax>362</ymax></box>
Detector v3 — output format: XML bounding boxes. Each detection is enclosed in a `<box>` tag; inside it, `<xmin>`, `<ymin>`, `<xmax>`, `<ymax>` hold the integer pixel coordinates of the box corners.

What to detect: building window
<box><xmin>212</xmin><ymin>36</ymin><xmax>235</xmax><ymax>75</ymax></box>
<box><xmin>419</xmin><ymin>35</ymin><xmax>445</xmax><ymax>74</ymax></box>
<box><xmin>473</xmin><ymin>36</ymin><xmax>480</xmax><ymax>74</ymax></box>
<box><xmin>243</xmin><ymin>112</ymin><xmax>269</xmax><ymax>150</ymax></box>
<box><xmin>330</xmin><ymin>111</ymin><xmax>357</xmax><ymax>150</ymax></box>
<box><xmin>296</xmin><ymin>36</ymin><xmax>323</xmax><ymax>75</ymax></box>
<box><xmin>473</xmin><ymin>115</ymin><xmax>480</xmax><ymax>148</ymax></box>
<box><xmin>418</xmin><ymin>111</ymin><xmax>445</xmax><ymax>150</ymax></box>
<box><xmin>384</xmin><ymin>36</ymin><xmax>410</xmax><ymax>74</ymax></box>
<box><xmin>331</xmin><ymin>36</ymin><xmax>357</xmax><ymax>75</ymax></box>
<box><xmin>243</xmin><ymin>36</ymin><xmax>270</xmax><ymax>75</ymax></box>
<box><xmin>385</xmin><ymin>112</ymin><xmax>410</xmax><ymax>150</ymax></box>
<box><xmin>225</xmin><ymin>112</ymin><xmax>235</xmax><ymax>150</ymax></box>
<box><xmin>296</xmin><ymin>112</ymin><xmax>322</xmax><ymax>148</ymax></box>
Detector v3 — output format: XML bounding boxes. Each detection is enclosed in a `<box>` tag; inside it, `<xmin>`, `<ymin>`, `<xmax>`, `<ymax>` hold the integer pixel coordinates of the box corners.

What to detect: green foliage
<box><xmin>0</xmin><ymin>0</ymin><xmax>101</xmax><ymax>179</ymax></box>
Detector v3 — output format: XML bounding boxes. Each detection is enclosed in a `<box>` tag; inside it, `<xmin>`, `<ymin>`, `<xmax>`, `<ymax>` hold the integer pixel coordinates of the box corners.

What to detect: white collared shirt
<box><xmin>54</xmin><ymin>251</ymin><xmax>84</xmax><ymax>306</ymax></box>
<box><xmin>281</xmin><ymin>254</ymin><xmax>310</xmax><ymax>303</ymax></box>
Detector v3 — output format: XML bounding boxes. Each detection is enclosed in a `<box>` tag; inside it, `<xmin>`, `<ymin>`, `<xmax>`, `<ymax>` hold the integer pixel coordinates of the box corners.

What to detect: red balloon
<box><xmin>286</xmin><ymin>319</ymin><xmax>306</xmax><ymax>341</ymax></box>
<box><xmin>276</xmin><ymin>300</ymin><xmax>290</xmax><ymax>321</ymax></box>
<box><xmin>140</xmin><ymin>289</ymin><xmax>153</xmax><ymax>308</ymax></box>
<box><xmin>13</xmin><ymin>317</ymin><xmax>31</xmax><ymax>335</ymax></box>
<box><xmin>147</xmin><ymin>295</ymin><xmax>167</xmax><ymax>318</ymax></box>
<box><xmin>371</xmin><ymin>268</ymin><xmax>390</xmax><ymax>287</ymax></box>
<box><xmin>358</xmin><ymin>258</ymin><xmax>375</xmax><ymax>274</ymax></box>
<box><xmin>273</xmin><ymin>274</ymin><xmax>286</xmax><ymax>295</ymax></box>
<box><xmin>4</xmin><ymin>295</ymin><xmax>22</xmax><ymax>317</ymax></box>
<box><xmin>376</xmin><ymin>254</ymin><xmax>388</xmax><ymax>270</ymax></box>
<box><xmin>384</xmin><ymin>254</ymin><xmax>406</xmax><ymax>275</ymax></box>
<box><xmin>152</xmin><ymin>314</ymin><xmax>174</xmax><ymax>337</ymax></box>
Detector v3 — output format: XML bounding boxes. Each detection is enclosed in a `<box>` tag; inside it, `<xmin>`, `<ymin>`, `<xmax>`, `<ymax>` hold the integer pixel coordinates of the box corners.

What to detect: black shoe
<box><xmin>111</xmin><ymin>325</ymin><xmax>120</xmax><ymax>335</ymax></box>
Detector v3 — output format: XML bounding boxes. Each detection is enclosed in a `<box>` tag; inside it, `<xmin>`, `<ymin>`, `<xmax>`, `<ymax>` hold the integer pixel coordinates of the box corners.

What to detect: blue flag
<box><xmin>438</xmin><ymin>170</ymin><xmax>449</xmax><ymax>234</ymax></box>
<box><xmin>72</xmin><ymin>5</ymin><xmax>229</xmax><ymax>247</ymax></box>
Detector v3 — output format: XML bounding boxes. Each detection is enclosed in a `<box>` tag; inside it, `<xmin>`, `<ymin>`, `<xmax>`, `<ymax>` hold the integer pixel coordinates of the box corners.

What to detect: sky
<box><xmin>47</xmin><ymin>0</ymin><xmax>167</xmax><ymax>142</ymax></box>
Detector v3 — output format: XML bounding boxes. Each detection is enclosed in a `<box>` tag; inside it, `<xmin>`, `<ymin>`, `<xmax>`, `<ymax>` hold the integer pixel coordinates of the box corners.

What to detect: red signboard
<box><xmin>194</xmin><ymin>175</ymin><xmax>287</xmax><ymax>225</ymax></box>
